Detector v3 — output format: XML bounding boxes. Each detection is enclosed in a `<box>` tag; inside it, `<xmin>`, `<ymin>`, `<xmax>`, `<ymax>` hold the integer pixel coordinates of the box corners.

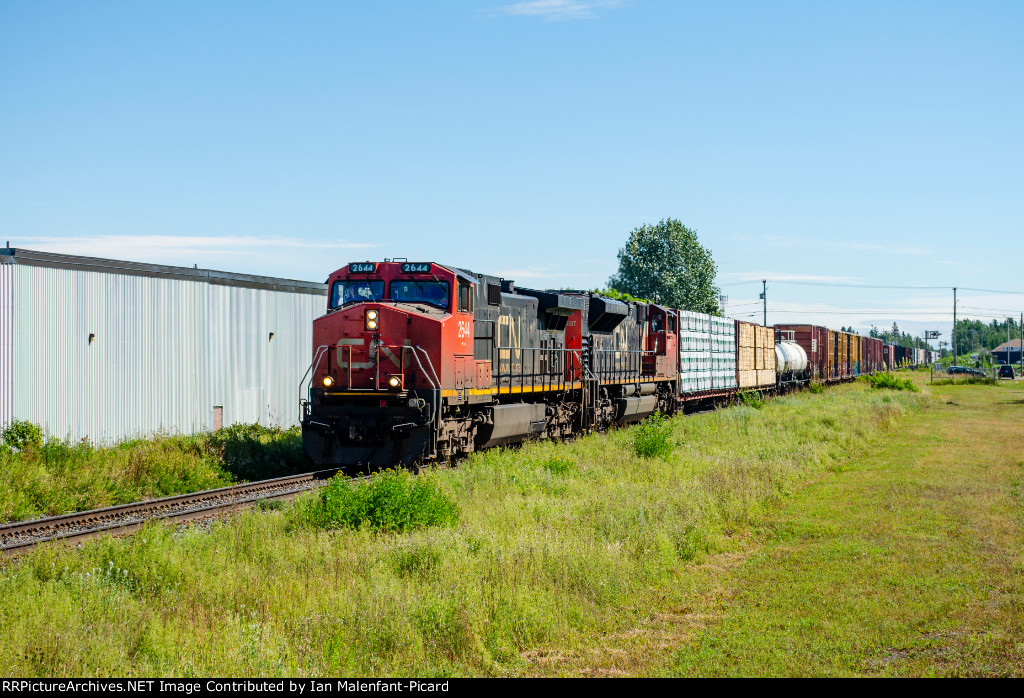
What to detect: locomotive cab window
<box><xmin>457</xmin><ymin>280</ymin><xmax>473</xmax><ymax>313</ymax></box>
<box><xmin>330</xmin><ymin>280</ymin><xmax>385</xmax><ymax>308</ymax></box>
<box><xmin>390</xmin><ymin>280</ymin><xmax>450</xmax><ymax>310</ymax></box>
<box><xmin>667</xmin><ymin>315</ymin><xmax>676</xmax><ymax>333</ymax></box>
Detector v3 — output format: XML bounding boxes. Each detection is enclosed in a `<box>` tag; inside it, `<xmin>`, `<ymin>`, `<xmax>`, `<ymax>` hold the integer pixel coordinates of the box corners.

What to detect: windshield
<box><xmin>390</xmin><ymin>280</ymin><xmax>450</xmax><ymax>309</ymax></box>
<box><xmin>330</xmin><ymin>280</ymin><xmax>385</xmax><ymax>308</ymax></box>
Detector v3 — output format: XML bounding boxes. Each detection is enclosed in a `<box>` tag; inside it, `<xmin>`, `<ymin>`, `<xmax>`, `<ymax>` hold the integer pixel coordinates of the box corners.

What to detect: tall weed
<box><xmin>739</xmin><ymin>390</ymin><xmax>766</xmax><ymax>408</ymax></box>
<box><xmin>293</xmin><ymin>470</ymin><xmax>459</xmax><ymax>533</ymax></box>
<box><xmin>632</xmin><ymin>412</ymin><xmax>675</xmax><ymax>459</ymax></box>
<box><xmin>864</xmin><ymin>373</ymin><xmax>919</xmax><ymax>392</ymax></box>
<box><xmin>930</xmin><ymin>376</ymin><xmax>996</xmax><ymax>386</ymax></box>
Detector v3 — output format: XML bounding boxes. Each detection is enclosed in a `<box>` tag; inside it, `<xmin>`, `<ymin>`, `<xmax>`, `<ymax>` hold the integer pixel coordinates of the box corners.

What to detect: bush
<box><xmin>197</xmin><ymin>424</ymin><xmax>306</xmax><ymax>481</ymax></box>
<box><xmin>739</xmin><ymin>391</ymin><xmax>766</xmax><ymax>409</ymax></box>
<box><xmin>541</xmin><ymin>457</ymin><xmax>574</xmax><ymax>475</ymax></box>
<box><xmin>632</xmin><ymin>412</ymin><xmax>674</xmax><ymax>459</ymax></box>
<box><xmin>864</xmin><ymin>373</ymin><xmax>919</xmax><ymax>392</ymax></box>
<box><xmin>1</xmin><ymin>420</ymin><xmax>44</xmax><ymax>452</ymax></box>
<box><xmin>807</xmin><ymin>382</ymin><xmax>825</xmax><ymax>394</ymax></box>
<box><xmin>294</xmin><ymin>470</ymin><xmax>460</xmax><ymax>533</ymax></box>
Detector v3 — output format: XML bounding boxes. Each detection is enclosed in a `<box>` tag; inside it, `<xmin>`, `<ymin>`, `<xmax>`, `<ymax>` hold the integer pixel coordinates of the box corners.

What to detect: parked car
<box><xmin>946</xmin><ymin>366</ymin><xmax>987</xmax><ymax>377</ymax></box>
<box><xmin>998</xmin><ymin>364</ymin><xmax>1015</xmax><ymax>379</ymax></box>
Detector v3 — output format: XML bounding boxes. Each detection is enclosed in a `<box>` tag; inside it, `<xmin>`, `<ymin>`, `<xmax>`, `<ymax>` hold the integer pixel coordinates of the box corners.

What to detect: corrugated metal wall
<box><xmin>0</xmin><ymin>253</ymin><xmax>326</xmax><ymax>443</ymax></box>
<box><xmin>0</xmin><ymin>259</ymin><xmax>13</xmax><ymax>430</ymax></box>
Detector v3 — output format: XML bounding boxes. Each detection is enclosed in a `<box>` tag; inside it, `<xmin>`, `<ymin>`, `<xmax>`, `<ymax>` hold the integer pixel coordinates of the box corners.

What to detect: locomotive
<box><xmin>301</xmin><ymin>260</ymin><xmax>677</xmax><ymax>470</ymax></box>
<box><xmin>301</xmin><ymin>260</ymin><xmax>929</xmax><ymax>471</ymax></box>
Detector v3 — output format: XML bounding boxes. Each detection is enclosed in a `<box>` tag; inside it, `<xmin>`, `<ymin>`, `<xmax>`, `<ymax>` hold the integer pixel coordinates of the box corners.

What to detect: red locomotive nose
<box><xmin>312</xmin><ymin>303</ymin><xmax>431</xmax><ymax>392</ymax></box>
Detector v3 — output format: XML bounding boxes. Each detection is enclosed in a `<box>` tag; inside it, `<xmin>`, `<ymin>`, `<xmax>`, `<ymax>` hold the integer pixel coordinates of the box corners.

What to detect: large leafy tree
<box><xmin>608</xmin><ymin>218</ymin><xmax>720</xmax><ymax>314</ymax></box>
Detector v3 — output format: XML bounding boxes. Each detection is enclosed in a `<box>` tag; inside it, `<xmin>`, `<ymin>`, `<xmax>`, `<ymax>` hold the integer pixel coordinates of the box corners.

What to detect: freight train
<box><xmin>301</xmin><ymin>261</ymin><xmax>932</xmax><ymax>470</ymax></box>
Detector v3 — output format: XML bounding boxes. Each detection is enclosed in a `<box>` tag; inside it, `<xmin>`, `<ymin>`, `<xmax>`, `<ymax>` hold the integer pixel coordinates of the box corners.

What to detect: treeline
<box><xmin>866</xmin><ymin>323</ymin><xmax>933</xmax><ymax>350</ymax></box>
<box><xmin>952</xmin><ymin>317</ymin><xmax>1021</xmax><ymax>353</ymax></box>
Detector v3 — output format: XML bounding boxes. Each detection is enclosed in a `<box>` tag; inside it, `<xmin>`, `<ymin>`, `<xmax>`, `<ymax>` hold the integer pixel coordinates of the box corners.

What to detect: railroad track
<box><xmin>0</xmin><ymin>469</ymin><xmax>354</xmax><ymax>558</ymax></box>
<box><xmin>0</xmin><ymin>405</ymin><xmax>729</xmax><ymax>560</ymax></box>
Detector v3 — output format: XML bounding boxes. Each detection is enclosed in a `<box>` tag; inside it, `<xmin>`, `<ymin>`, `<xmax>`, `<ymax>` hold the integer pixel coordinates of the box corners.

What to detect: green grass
<box><xmin>0</xmin><ymin>423</ymin><xmax>308</xmax><ymax>522</ymax></box>
<box><xmin>662</xmin><ymin>373</ymin><xmax>1024</xmax><ymax>677</ymax></box>
<box><xmin>0</xmin><ymin>380</ymin><xmax>943</xmax><ymax>677</ymax></box>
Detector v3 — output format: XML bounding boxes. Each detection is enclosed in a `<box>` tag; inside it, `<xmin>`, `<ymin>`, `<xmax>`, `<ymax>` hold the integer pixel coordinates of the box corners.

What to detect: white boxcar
<box><xmin>0</xmin><ymin>247</ymin><xmax>326</xmax><ymax>443</ymax></box>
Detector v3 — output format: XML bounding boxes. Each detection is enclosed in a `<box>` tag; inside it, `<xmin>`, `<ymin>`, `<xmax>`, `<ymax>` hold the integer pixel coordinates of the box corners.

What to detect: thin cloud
<box><xmin>496</xmin><ymin>266</ymin><xmax>588</xmax><ymax>282</ymax></box>
<box><xmin>495</xmin><ymin>0</ymin><xmax>624</xmax><ymax>21</ymax></box>
<box><xmin>736</xmin><ymin>234</ymin><xmax>931</xmax><ymax>257</ymax></box>
<box><xmin>721</xmin><ymin>271</ymin><xmax>863</xmax><ymax>284</ymax></box>
<box><xmin>13</xmin><ymin>235</ymin><xmax>375</xmax><ymax>260</ymax></box>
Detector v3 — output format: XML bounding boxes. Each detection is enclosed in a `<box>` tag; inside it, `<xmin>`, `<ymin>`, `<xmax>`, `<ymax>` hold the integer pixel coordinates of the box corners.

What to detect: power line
<box><xmin>958</xmin><ymin>287</ymin><xmax>1024</xmax><ymax>296</ymax></box>
<box><xmin>767</xmin><ymin>280</ymin><xmax>950</xmax><ymax>290</ymax></box>
<box><xmin>765</xmin><ymin>309</ymin><xmax>1013</xmax><ymax>318</ymax></box>
<box><xmin>725</xmin><ymin>278</ymin><xmax>1024</xmax><ymax>295</ymax></box>
<box><xmin>960</xmin><ymin>305</ymin><xmax>1024</xmax><ymax>313</ymax></box>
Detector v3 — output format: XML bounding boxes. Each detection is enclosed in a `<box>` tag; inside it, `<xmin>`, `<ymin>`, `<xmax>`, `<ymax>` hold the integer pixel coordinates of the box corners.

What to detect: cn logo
<box><xmin>458</xmin><ymin>320</ymin><xmax>472</xmax><ymax>338</ymax></box>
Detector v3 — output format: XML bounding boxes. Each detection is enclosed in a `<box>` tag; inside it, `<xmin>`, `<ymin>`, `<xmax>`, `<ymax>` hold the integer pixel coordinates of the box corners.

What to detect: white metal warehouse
<box><xmin>0</xmin><ymin>246</ymin><xmax>327</xmax><ymax>443</ymax></box>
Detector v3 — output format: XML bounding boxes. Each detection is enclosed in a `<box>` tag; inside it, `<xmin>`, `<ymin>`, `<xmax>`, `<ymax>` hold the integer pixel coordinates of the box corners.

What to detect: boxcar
<box><xmin>774</xmin><ymin>324</ymin><xmax>828</xmax><ymax>381</ymax></box>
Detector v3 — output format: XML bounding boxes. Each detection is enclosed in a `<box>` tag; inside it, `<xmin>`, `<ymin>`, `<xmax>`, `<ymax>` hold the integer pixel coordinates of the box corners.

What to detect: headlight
<box><xmin>388</xmin><ymin>376</ymin><xmax>402</xmax><ymax>389</ymax></box>
<box><xmin>366</xmin><ymin>310</ymin><xmax>378</xmax><ymax>320</ymax></box>
<box><xmin>366</xmin><ymin>319</ymin><xmax>378</xmax><ymax>330</ymax></box>
<box><xmin>322</xmin><ymin>375</ymin><xmax>335</xmax><ymax>388</ymax></box>
<box><xmin>365</xmin><ymin>309</ymin><xmax>379</xmax><ymax>331</ymax></box>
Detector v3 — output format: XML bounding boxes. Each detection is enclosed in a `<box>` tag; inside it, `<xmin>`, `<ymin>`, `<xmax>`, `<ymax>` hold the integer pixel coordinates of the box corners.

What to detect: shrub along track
<box><xmin>0</xmin><ymin>469</ymin><xmax>354</xmax><ymax>557</ymax></box>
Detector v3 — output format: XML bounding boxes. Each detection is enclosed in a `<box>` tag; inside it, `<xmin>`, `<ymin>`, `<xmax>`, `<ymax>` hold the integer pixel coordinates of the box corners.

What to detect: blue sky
<box><xmin>2</xmin><ymin>1</ymin><xmax>1022</xmax><ymax>345</ymax></box>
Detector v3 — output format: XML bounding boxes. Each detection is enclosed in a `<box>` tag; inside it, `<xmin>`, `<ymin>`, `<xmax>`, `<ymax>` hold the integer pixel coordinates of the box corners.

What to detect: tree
<box><xmin>608</xmin><ymin>218</ymin><xmax>720</xmax><ymax>314</ymax></box>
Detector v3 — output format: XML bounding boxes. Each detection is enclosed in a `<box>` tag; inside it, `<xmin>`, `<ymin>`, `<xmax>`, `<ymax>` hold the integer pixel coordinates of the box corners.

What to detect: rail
<box><xmin>0</xmin><ymin>469</ymin><xmax>355</xmax><ymax>558</ymax></box>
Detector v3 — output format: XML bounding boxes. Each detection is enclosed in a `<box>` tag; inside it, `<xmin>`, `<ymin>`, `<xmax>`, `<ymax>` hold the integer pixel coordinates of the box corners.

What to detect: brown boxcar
<box><xmin>775</xmin><ymin>324</ymin><xmax>828</xmax><ymax>381</ymax></box>
<box><xmin>826</xmin><ymin>330</ymin><xmax>836</xmax><ymax>381</ymax></box>
<box><xmin>870</xmin><ymin>337</ymin><xmax>884</xmax><ymax>373</ymax></box>
<box><xmin>839</xmin><ymin>331</ymin><xmax>850</xmax><ymax>379</ymax></box>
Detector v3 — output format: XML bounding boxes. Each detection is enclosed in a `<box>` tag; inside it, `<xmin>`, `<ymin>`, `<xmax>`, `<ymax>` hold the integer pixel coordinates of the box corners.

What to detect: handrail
<box><xmin>410</xmin><ymin>346</ymin><xmax>441</xmax><ymax>445</ymax></box>
<box><xmin>298</xmin><ymin>344</ymin><xmax>331</xmax><ymax>422</ymax></box>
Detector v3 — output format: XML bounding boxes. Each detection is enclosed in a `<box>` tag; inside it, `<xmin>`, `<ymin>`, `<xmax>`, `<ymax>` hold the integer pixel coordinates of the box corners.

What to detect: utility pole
<box><xmin>952</xmin><ymin>287</ymin><xmax>957</xmax><ymax>366</ymax></box>
<box><xmin>1020</xmin><ymin>312</ymin><xmax>1023</xmax><ymax>370</ymax></box>
<box><xmin>761</xmin><ymin>279</ymin><xmax>767</xmax><ymax>327</ymax></box>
